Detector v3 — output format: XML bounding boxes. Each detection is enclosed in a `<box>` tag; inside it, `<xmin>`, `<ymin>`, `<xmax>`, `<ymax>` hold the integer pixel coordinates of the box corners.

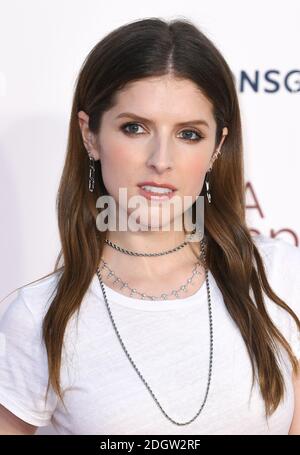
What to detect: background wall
<box><xmin>0</xmin><ymin>0</ymin><xmax>299</xmax><ymax>301</ymax></box>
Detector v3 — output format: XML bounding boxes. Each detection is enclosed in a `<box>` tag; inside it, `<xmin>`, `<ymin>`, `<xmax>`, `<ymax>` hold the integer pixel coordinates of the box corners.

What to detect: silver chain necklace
<box><xmin>104</xmin><ymin>235</ymin><xmax>190</xmax><ymax>256</ymax></box>
<box><xmin>96</xmin><ymin>236</ymin><xmax>213</xmax><ymax>426</ymax></box>
<box><xmin>99</xmin><ymin>258</ymin><xmax>203</xmax><ymax>300</ymax></box>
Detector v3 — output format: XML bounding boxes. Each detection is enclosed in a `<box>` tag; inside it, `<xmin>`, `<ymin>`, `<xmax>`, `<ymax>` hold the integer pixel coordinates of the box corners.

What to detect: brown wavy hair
<box><xmin>10</xmin><ymin>17</ymin><xmax>300</xmax><ymax>418</ymax></box>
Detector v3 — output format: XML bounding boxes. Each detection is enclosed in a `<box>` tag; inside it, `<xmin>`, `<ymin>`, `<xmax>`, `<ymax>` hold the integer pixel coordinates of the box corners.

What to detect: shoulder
<box><xmin>252</xmin><ymin>233</ymin><xmax>300</xmax><ymax>299</ymax></box>
<box><xmin>0</xmin><ymin>272</ymin><xmax>61</xmax><ymax>427</ymax></box>
<box><xmin>252</xmin><ymin>233</ymin><xmax>300</xmax><ymax>259</ymax></box>
<box><xmin>252</xmin><ymin>234</ymin><xmax>300</xmax><ymax>279</ymax></box>
<box><xmin>1</xmin><ymin>271</ymin><xmax>61</xmax><ymax>329</ymax></box>
<box><xmin>252</xmin><ymin>234</ymin><xmax>300</xmax><ymax>359</ymax></box>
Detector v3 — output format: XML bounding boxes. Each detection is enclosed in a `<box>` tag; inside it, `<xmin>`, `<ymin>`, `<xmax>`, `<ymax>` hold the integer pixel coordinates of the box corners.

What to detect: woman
<box><xmin>0</xmin><ymin>17</ymin><xmax>299</xmax><ymax>435</ymax></box>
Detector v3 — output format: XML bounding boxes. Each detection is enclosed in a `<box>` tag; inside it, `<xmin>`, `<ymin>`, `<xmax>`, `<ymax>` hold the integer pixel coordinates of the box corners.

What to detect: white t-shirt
<box><xmin>0</xmin><ymin>234</ymin><xmax>299</xmax><ymax>435</ymax></box>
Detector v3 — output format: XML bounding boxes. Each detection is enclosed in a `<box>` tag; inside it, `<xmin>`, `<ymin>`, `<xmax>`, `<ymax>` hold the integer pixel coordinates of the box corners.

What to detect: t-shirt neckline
<box><xmin>90</xmin><ymin>269</ymin><xmax>215</xmax><ymax>311</ymax></box>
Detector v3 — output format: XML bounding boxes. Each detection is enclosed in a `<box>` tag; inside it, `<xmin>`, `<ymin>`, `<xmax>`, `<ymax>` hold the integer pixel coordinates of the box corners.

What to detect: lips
<box><xmin>137</xmin><ymin>185</ymin><xmax>177</xmax><ymax>201</ymax></box>
<box><xmin>137</xmin><ymin>181</ymin><xmax>177</xmax><ymax>191</ymax></box>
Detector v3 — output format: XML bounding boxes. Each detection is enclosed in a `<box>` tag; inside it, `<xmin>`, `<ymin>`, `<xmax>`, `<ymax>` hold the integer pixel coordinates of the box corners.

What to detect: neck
<box><xmin>106</xmin><ymin>228</ymin><xmax>187</xmax><ymax>254</ymax></box>
<box><xmin>101</xmin><ymin>228</ymin><xmax>201</xmax><ymax>284</ymax></box>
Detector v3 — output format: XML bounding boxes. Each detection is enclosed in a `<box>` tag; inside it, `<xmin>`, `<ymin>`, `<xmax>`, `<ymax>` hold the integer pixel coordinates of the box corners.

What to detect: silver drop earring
<box><xmin>205</xmin><ymin>171</ymin><xmax>212</xmax><ymax>204</ymax></box>
<box><xmin>88</xmin><ymin>155</ymin><xmax>95</xmax><ymax>192</ymax></box>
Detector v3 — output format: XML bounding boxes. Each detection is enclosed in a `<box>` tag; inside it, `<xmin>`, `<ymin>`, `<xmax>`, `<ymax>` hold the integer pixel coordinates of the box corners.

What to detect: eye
<box><xmin>120</xmin><ymin>122</ymin><xmax>204</xmax><ymax>143</ymax></box>
<box><xmin>178</xmin><ymin>129</ymin><xmax>203</xmax><ymax>142</ymax></box>
<box><xmin>120</xmin><ymin>122</ymin><xmax>145</xmax><ymax>135</ymax></box>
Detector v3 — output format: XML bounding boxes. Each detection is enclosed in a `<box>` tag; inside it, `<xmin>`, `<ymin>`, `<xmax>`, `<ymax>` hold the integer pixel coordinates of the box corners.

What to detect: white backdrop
<box><xmin>1</xmin><ymin>0</ymin><xmax>299</xmax><ymax>305</ymax></box>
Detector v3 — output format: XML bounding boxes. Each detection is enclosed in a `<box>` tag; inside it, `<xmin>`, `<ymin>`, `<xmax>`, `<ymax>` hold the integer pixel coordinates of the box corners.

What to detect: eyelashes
<box><xmin>120</xmin><ymin>122</ymin><xmax>204</xmax><ymax>143</ymax></box>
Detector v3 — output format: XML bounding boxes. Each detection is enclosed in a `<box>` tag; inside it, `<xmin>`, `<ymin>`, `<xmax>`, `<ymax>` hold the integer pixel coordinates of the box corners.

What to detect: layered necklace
<box><xmin>95</xmin><ymin>234</ymin><xmax>213</xmax><ymax>426</ymax></box>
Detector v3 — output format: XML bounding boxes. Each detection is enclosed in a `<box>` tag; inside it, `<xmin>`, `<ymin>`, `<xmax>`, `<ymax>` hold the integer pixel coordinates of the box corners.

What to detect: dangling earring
<box><xmin>203</xmin><ymin>127</ymin><xmax>227</xmax><ymax>204</ymax></box>
<box><xmin>205</xmin><ymin>145</ymin><xmax>221</xmax><ymax>204</ymax></box>
<box><xmin>88</xmin><ymin>154</ymin><xmax>95</xmax><ymax>192</ymax></box>
<box><xmin>205</xmin><ymin>171</ymin><xmax>212</xmax><ymax>204</ymax></box>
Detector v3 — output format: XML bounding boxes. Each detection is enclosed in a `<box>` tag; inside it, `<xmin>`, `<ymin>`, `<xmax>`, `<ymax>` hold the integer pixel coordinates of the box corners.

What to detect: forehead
<box><xmin>108</xmin><ymin>75</ymin><xmax>214</xmax><ymax>121</ymax></box>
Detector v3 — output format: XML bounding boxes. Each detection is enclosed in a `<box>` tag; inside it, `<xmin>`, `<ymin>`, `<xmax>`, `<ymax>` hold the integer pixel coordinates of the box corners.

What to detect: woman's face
<box><xmin>79</xmin><ymin>75</ymin><xmax>224</xmax><ymax>231</ymax></box>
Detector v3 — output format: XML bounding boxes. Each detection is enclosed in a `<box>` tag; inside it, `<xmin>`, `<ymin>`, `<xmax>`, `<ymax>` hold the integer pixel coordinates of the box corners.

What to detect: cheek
<box><xmin>100</xmin><ymin>135</ymin><xmax>140</xmax><ymax>171</ymax></box>
<box><xmin>99</xmin><ymin>142</ymin><xmax>138</xmax><ymax>195</ymax></box>
<box><xmin>182</xmin><ymin>158</ymin><xmax>207</xmax><ymax>194</ymax></box>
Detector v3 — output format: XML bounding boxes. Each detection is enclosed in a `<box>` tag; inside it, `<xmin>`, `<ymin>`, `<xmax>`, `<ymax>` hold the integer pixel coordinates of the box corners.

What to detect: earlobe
<box><xmin>78</xmin><ymin>110</ymin><xmax>89</xmax><ymax>123</ymax></box>
<box><xmin>77</xmin><ymin>112</ymin><xmax>94</xmax><ymax>155</ymax></box>
<box><xmin>85</xmin><ymin>137</ymin><xmax>101</xmax><ymax>162</ymax></box>
<box><xmin>77</xmin><ymin>111</ymin><xmax>101</xmax><ymax>161</ymax></box>
<box><xmin>208</xmin><ymin>127</ymin><xmax>229</xmax><ymax>171</ymax></box>
<box><xmin>218</xmin><ymin>127</ymin><xmax>228</xmax><ymax>150</ymax></box>
<box><xmin>77</xmin><ymin>110</ymin><xmax>90</xmax><ymax>135</ymax></box>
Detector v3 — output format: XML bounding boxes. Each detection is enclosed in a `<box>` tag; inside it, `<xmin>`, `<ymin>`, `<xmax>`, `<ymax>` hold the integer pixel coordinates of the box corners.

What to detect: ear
<box><xmin>208</xmin><ymin>127</ymin><xmax>228</xmax><ymax>171</ymax></box>
<box><xmin>77</xmin><ymin>110</ymin><xmax>100</xmax><ymax>161</ymax></box>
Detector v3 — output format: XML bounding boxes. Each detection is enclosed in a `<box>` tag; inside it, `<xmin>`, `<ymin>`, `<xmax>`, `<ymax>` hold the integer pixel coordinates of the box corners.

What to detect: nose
<box><xmin>146</xmin><ymin>137</ymin><xmax>174</xmax><ymax>174</ymax></box>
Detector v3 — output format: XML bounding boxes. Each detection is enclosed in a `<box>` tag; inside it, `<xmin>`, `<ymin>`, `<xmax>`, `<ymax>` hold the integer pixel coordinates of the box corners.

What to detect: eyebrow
<box><xmin>115</xmin><ymin>112</ymin><xmax>209</xmax><ymax>128</ymax></box>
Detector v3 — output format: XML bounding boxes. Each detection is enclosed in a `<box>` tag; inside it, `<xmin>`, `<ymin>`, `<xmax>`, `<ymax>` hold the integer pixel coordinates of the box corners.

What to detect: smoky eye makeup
<box><xmin>119</xmin><ymin>121</ymin><xmax>205</xmax><ymax>143</ymax></box>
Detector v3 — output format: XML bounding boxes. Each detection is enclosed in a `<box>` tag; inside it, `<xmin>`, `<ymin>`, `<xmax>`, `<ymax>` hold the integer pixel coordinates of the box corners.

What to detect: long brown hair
<box><xmin>18</xmin><ymin>17</ymin><xmax>300</xmax><ymax>417</ymax></box>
